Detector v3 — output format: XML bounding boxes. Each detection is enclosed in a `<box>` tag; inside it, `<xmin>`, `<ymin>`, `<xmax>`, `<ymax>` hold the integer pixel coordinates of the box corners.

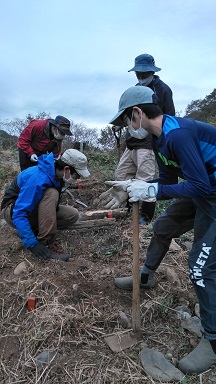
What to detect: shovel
<box><xmin>105</xmin><ymin>202</ymin><xmax>141</xmax><ymax>352</ymax></box>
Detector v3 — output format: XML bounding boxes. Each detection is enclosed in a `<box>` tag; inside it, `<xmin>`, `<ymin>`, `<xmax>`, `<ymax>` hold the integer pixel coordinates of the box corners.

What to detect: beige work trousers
<box><xmin>114</xmin><ymin>147</ymin><xmax>156</xmax><ymax>202</ymax></box>
<box><xmin>2</xmin><ymin>188</ymin><xmax>79</xmax><ymax>245</ymax></box>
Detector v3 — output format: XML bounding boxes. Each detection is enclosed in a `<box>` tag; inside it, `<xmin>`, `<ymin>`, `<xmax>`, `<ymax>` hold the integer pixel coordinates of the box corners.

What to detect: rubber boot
<box><xmin>47</xmin><ymin>244</ymin><xmax>71</xmax><ymax>261</ymax></box>
<box><xmin>178</xmin><ymin>337</ymin><xmax>216</xmax><ymax>374</ymax></box>
<box><xmin>114</xmin><ymin>273</ymin><xmax>155</xmax><ymax>291</ymax></box>
<box><xmin>139</xmin><ymin>202</ymin><xmax>156</xmax><ymax>225</ymax></box>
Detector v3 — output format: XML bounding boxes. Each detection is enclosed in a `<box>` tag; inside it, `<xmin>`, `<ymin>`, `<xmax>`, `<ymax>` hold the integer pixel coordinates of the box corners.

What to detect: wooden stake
<box><xmin>79</xmin><ymin>209</ymin><xmax>128</xmax><ymax>221</ymax></box>
<box><xmin>70</xmin><ymin>218</ymin><xmax>116</xmax><ymax>229</ymax></box>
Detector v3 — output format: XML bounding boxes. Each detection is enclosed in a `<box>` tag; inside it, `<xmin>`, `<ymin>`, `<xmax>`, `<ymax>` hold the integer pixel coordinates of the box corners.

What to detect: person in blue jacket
<box><xmin>112</xmin><ymin>54</ymin><xmax>175</xmax><ymax>224</ymax></box>
<box><xmin>106</xmin><ymin>85</ymin><xmax>216</xmax><ymax>374</ymax></box>
<box><xmin>1</xmin><ymin>149</ymin><xmax>90</xmax><ymax>261</ymax></box>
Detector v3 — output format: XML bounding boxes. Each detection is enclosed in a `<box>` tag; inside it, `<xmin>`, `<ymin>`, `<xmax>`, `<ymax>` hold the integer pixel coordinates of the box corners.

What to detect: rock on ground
<box><xmin>140</xmin><ymin>347</ymin><xmax>185</xmax><ymax>382</ymax></box>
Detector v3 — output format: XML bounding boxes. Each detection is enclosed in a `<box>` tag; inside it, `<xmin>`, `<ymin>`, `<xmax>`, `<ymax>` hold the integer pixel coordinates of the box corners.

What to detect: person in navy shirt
<box><xmin>106</xmin><ymin>85</ymin><xmax>216</xmax><ymax>375</ymax></box>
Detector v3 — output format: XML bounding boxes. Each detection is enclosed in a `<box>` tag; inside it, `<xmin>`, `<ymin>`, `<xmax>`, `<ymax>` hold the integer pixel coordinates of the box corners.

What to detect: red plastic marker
<box><xmin>77</xmin><ymin>180</ymin><xmax>82</xmax><ymax>189</ymax></box>
<box><xmin>108</xmin><ymin>210</ymin><xmax>113</xmax><ymax>219</ymax></box>
<box><xmin>28</xmin><ymin>296</ymin><xmax>36</xmax><ymax>312</ymax></box>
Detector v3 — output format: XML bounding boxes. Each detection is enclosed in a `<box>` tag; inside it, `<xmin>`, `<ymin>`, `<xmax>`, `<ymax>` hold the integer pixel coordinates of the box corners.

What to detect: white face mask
<box><xmin>54</xmin><ymin>132</ymin><xmax>65</xmax><ymax>140</ymax></box>
<box><xmin>62</xmin><ymin>167</ymin><xmax>74</xmax><ymax>184</ymax></box>
<box><xmin>63</xmin><ymin>174</ymin><xmax>74</xmax><ymax>184</ymax></box>
<box><xmin>127</xmin><ymin>111</ymin><xmax>149</xmax><ymax>140</ymax></box>
<box><xmin>138</xmin><ymin>74</ymin><xmax>154</xmax><ymax>86</ymax></box>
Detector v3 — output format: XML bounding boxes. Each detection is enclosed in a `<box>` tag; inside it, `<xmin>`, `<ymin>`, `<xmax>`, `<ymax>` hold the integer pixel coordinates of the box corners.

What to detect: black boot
<box><xmin>139</xmin><ymin>202</ymin><xmax>156</xmax><ymax>224</ymax></box>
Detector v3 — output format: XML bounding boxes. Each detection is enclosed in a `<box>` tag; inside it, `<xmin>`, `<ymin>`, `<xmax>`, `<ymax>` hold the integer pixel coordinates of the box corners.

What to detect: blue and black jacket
<box><xmin>1</xmin><ymin>153</ymin><xmax>61</xmax><ymax>249</ymax></box>
<box><xmin>153</xmin><ymin>115</ymin><xmax>216</xmax><ymax>199</ymax></box>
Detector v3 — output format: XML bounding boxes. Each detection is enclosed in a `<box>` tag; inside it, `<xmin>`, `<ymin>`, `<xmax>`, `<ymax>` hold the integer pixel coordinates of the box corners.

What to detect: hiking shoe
<box><xmin>178</xmin><ymin>337</ymin><xmax>216</xmax><ymax>374</ymax></box>
<box><xmin>114</xmin><ymin>273</ymin><xmax>155</xmax><ymax>291</ymax></box>
<box><xmin>139</xmin><ymin>217</ymin><xmax>149</xmax><ymax>225</ymax></box>
<box><xmin>47</xmin><ymin>245</ymin><xmax>71</xmax><ymax>262</ymax></box>
<box><xmin>139</xmin><ymin>214</ymin><xmax>150</xmax><ymax>225</ymax></box>
<box><xmin>47</xmin><ymin>249</ymin><xmax>71</xmax><ymax>261</ymax></box>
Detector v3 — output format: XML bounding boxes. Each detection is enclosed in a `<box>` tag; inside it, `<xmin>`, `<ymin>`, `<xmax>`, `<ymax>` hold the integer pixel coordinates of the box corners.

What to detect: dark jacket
<box><xmin>152</xmin><ymin>115</ymin><xmax>216</xmax><ymax>200</ymax></box>
<box><xmin>17</xmin><ymin>119</ymin><xmax>62</xmax><ymax>158</ymax></box>
<box><xmin>126</xmin><ymin>76</ymin><xmax>175</xmax><ymax>150</ymax></box>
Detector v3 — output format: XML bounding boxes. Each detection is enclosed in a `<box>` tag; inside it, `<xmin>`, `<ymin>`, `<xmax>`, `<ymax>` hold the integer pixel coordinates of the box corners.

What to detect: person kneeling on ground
<box><xmin>105</xmin><ymin>85</ymin><xmax>216</xmax><ymax>375</ymax></box>
<box><xmin>1</xmin><ymin>149</ymin><xmax>90</xmax><ymax>261</ymax></box>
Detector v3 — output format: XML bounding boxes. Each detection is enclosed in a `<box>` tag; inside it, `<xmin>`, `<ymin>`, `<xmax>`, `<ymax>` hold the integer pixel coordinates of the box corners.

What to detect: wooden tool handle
<box><xmin>132</xmin><ymin>202</ymin><xmax>141</xmax><ymax>332</ymax></box>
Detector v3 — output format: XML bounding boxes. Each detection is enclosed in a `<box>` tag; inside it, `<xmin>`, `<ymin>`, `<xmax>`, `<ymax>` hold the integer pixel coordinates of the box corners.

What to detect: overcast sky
<box><xmin>1</xmin><ymin>0</ymin><xmax>216</xmax><ymax>129</ymax></box>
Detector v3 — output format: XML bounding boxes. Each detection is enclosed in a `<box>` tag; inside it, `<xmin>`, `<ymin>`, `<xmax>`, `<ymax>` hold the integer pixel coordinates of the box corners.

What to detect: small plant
<box><xmin>104</xmin><ymin>247</ymin><xmax>118</xmax><ymax>257</ymax></box>
<box><xmin>155</xmin><ymin>293</ymin><xmax>175</xmax><ymax>315</ymax></box>
<box><xmin>181</xmin><ymin>377</ymin><xmax>198</xmax><ymax>384</ymax></box>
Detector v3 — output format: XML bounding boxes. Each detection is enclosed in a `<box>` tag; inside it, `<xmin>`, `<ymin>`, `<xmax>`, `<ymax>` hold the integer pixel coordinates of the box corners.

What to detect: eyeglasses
<box><xmin>53</xmin><ymin>126</ymin><xmax>65</xmax><ymax>135</ymax></box>
<box><xmin>122</xmin><ymin>114</ymin><xmax>129</xmax><ymax>127</ymax></box>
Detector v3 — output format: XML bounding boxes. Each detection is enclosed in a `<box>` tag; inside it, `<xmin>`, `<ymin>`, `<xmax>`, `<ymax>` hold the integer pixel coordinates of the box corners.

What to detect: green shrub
<box><xmin>87</xmin><ymin>149</ymin><xmax>118</xmax><ymax>180</ymax></box>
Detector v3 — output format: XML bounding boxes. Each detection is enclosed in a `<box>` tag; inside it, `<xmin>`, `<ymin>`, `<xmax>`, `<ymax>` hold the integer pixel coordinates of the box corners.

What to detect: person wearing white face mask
<box><xmin>18</xmin><ymin>115</ymin><xmax>72</xmax><ymax>171</ymax></box>
<box><xmin>105</xmin><ymin>85</ymin><xmax>216</xmax><ymax>375</ymax></box>
<box><xmin>129</xmin><ymin>54</ymin><xmax>175</xmax><ymax>114</ymax></box>
<box><xmin>112</xmin><ymin>54</ymin><xmax>175</xmax><ymax>225</ymax></box>
<box><xmin>1</xmin><ymin>149</ymin><xmax>90</xmax><ymax>261</ymax></box>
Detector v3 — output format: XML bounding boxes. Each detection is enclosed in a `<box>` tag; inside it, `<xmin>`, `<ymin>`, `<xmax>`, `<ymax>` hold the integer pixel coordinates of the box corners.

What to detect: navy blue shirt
<box><xmin>152</xmin><ymin>115</ymin><xmax>216</xmax><ymax>199</ymax></box>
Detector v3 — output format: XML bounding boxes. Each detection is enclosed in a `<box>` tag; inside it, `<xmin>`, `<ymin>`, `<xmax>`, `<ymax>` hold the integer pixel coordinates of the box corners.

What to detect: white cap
<box><xmin>61</xmin><ymin>149</ymin><xmax>90</xmax><ymax>178</ymax></box>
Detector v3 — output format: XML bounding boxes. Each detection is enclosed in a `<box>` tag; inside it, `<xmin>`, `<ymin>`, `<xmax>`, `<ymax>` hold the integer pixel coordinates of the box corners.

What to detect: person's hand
<box><xmin>127</xmin><ymin>180</ymin><xmax>158</xmax><ymax>202</ymax></box>
<box><xmin>99</xmin><ymin>187</ymin><xmax>128</xmax><ymax>209</ymax></box>
<box><xmin>30</xmin><ymin>243</ymin><xmax>50</xmax><ymax>260</ymax></box>
<box><xmin>30</xmin><ymin>154</ymin><xmax>38</xmax><ymax>162</ymax></box>
<box><xmin>105</xmin><ymin>179</ymin><xmax>133</xmax><ymax>191</ymax></box>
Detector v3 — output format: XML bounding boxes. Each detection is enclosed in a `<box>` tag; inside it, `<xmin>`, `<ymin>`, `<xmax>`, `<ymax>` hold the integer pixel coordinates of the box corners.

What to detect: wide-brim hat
<box><xmin>61</xmin><ymin>149</ymin><xmax>90</xmax><ymax>178</ymax></box>
<box><xmin>109</xmin><ymin>86</ymin><xmax>157</xmax><ymax>126</ymax></box>
<box><xmin>52</xmin><ymin>115</ymin><xmax>72</xmax><ymax>136</ymax></box>
<box><xmin>128</xmin><ymin>53</ymin><xmax>161</xmax><ymax>73</ymax></box>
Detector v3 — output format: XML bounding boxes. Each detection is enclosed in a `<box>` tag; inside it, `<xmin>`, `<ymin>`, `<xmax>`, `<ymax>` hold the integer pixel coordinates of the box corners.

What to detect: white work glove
<box><xmin>99</xmin><ymin>187</ymin><xmax>128</xmax><ymax>209</ymax></box>
<box><xmin>30</xmin><ymin>154</ymin><xmax>38</xmax><ymax>162</ymax></box>
<box><xmin>105</xmin><ymin>179</ymin><xmax>133</xmax><ymax>191</ymax></box>
<box><xmin>127</xmin><ymin>180</ymin><xmax>158</xmax><ymax>202</ymax></box>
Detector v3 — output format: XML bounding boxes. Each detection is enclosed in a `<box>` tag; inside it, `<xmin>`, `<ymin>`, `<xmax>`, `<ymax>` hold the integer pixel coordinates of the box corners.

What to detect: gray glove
<box><xmin>99</xmin><ymin>187</ymin><xmax>128</xmax><ymax>209</ymax></box>
<box><xmin>30</xmin><ymin>154</ymin><xmax>38</xmax><ymax>162</ymax></box>
<box><xmin>30</xmin><ymin>243</ymin><xmax>50</xmax><ymax>260</ymax></box>
<box><xmin>105</xmin><ymin>179</ymin><xmax>133</xmax><ymax>191</ymax></box>
<box><xmin>30</xmin><ymin>243</ymin><xmax>70</xmax><ymax>261</ymax></box>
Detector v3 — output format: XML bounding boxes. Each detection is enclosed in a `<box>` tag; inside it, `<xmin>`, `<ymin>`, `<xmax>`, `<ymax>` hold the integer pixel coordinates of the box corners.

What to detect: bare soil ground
<box><xmin>1</xmin><ymin>150</ymin><xmax>216</xmax><ymax>383</ymax></box>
